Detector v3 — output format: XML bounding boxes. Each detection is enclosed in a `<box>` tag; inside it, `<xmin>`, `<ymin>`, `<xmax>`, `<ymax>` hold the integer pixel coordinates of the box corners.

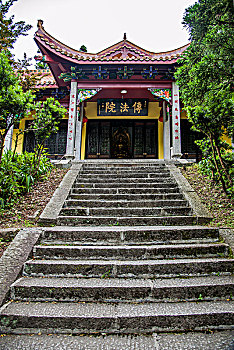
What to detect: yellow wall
<box><xmin>10</xmin><ymin>112</ymin><xmax>69</xmax><ymax>154</ymax></box>
<box><xmin>181</xmin><ymin>110</ymin><xmax>231</xmax><ymax>145</ymax></box>
<box><xmin>158</xmin><ymin>121</ymin><xmax>164</xmax><ymax>159</ymax></box>
<box><xmin>222</xmin><ymin>133</ymin><xmax>232</xmax><ymax>146</ymax></box>
<box><xmin>11</xmin><ymin>113</ymin><xmax>34</xmax><ymax>154</ymax></box>
<box><xmin>12</xmin><ymin>119</ymin><xmax>26</xmax><ymax>154</ymax></box>
<box><xmin>181</xmin><ymin>110</ymin><xmax>187</xmax><ymax>119</ymax></box>
<box><xmin>81</xmin><ymin>123</ymin><xmax>87</xmax><ymax>160</ymax></box>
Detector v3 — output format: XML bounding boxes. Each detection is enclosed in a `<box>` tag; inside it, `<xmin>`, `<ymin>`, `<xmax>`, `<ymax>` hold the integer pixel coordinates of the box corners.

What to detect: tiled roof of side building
<box><xmin>31</xmin><ymin>69</ymin><xmax>58</xmax><ymax>88</ymax></box>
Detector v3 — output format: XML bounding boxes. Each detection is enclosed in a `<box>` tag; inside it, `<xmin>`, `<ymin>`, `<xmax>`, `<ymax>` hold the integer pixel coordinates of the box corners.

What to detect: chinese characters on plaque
<box><xmin>97</xmin><ymin>99</ymin><xmax>148</xmax><ymax>116</ymax></box>
<box><xmin>173</xmin><ymin>95</ymin><xmax>179</xmax><ymax>141</ymax></box>
<box><xmin>68</xmin><ymin>93</ymin><xmax>76</xmax><ymax>141</ymax></box>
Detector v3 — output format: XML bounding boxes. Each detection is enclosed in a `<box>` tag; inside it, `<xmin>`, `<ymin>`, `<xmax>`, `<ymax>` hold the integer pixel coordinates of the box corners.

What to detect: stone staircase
<box><xmin>58</xmin><ymin>162</ymin><xmax>196</xmax><ymax>226</ymax></box>
<box><xmin>0</xmin><ymin>161</ymin><xmax>233</xmax><ymax>335</ymax></box>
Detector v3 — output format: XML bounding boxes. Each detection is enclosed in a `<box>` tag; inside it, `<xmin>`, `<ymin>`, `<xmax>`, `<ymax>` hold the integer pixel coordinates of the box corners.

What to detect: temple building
<box><xmin>11</xmin><ymin>20</ymin><xmax>204</xmax><ymax>160</ymax></box>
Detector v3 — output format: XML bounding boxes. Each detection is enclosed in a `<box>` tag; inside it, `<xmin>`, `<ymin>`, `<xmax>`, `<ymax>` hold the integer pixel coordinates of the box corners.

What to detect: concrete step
<box><xmin>1</xmin><ymin>300</ymin><xmax>233</xmax><ymax>334</ymax></box>
<box><xmin>33</xmin><ymin>243</ymin><xmax>229</xmax><ymax>260</ymax></box>
<box><xmin>57</xmin><ymin>215</ymin><xmax>201</xmax><ymax>226</ymax></box>
<box><xmin>40</xmin><ymin>226</ymin><xmax>220</xmax><ymax>245</ymax></box>
<box><xmin>11</xmin><ymin>275</ymin><xmax>234</xmax><ymax>302</ymax></box>
<box><xmin>70</xmin><ymin>187</ymin><xmax>181</xmax><ymax>195</ymax></box>
<box><xmin>69</xmin><ymin>193</ymin><xmax>184</xmax><ymax>201</ymax></box>
<box><xmin>64</xmin><ymin>199</ymin><xmax>189</xmax><ymax>208</ymax></box>
<box><xmin>23</xmin><ymin>258</ymin><xmax>234</xmax><ymax>278</ymax></box>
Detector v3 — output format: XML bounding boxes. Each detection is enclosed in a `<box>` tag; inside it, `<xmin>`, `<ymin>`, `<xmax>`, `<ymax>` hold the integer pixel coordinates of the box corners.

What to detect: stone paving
<box><xmin>0</xmin><ymin>331</ymin><xmax>233</xmax><ymax>350</ymax></box>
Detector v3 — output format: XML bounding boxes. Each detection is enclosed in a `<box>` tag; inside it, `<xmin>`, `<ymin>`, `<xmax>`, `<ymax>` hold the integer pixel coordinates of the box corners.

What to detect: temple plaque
<box><xmin>97</xmin><ymin>99</ymin><xmax>148</xmax><ymax>116</ymax></box>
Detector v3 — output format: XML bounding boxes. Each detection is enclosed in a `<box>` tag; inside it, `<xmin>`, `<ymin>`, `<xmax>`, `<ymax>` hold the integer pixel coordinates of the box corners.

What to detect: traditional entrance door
<box><xmin>86</xmin><ymin>120</ymin><xmax>158</xmax><ymax>159</ymax></box>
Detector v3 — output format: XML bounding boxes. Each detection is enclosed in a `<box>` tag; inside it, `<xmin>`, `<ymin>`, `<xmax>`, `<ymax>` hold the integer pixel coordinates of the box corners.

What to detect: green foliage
<box><xmin>79</xmin><ymin>45</ymin><xmax>87</xmax><ymax>52</ymax></box>
<box><xmin>22</xmin><ymin>97</ymin><xmax>67</xmax><ymax>177</ymax></box>
<box><xmin>15</xmin><ymin>53</ymin><xmax>43</xmax><ymax>92</ymax></box>
<box><xmin>0</xmin><ymin>150</ymin><xmax>53</xmax><ymax>208</ymax></box>
<box><xmin>176</xmin><ymin>0</ymin><xmax>234</xmax><ymax>195</ymax></box>
<box><xmin>197</xmin><ymin>138</ymin><xmax>234</xmax><ymax>197</ymax></box>
<box><xmin>0</xmin><ymin>51</ymin><xmax>34</xmax><ymax>162</ymax></box>
<box><xmin>32</xmin><ymin>97</ymin><xmax>67</xmax><ymax>146</ymax></box>
<box><xmin>0</xmin><ymin>0</ymin><xmax>32</xmax><ymax>51</ymax></box>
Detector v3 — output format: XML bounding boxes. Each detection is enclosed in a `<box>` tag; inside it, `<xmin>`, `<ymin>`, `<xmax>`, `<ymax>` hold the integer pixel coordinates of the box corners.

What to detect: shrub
<box><xmin>0</xmin><ymin>150</ymin><xmax>53</xmax><ymax>208</ymax></box>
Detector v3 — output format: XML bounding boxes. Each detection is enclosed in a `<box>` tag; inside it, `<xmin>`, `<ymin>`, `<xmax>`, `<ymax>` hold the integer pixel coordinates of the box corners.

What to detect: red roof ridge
<box><xmin>36</xmin><ymin>20</ymin><xmax>189</xmax><ymax>60</ymax></box>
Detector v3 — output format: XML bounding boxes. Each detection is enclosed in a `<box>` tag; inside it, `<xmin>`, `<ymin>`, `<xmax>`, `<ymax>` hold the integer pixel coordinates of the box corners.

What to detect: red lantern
<box><xmin>159</xmin><ymin>107</ymin><xmax>163</xmax><ymax>122</ymax></box>
<box><xmin>158</xmin><ymin>115</ymin><xmax>163</xmax><ymax>122</ymax></box>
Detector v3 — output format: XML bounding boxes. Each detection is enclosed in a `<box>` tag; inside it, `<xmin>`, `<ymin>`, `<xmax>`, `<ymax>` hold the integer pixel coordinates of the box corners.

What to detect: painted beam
<box><xmin>77</xmin><ymin>82</ymin><xmax>172</xmax><ymax>89</ymax></box>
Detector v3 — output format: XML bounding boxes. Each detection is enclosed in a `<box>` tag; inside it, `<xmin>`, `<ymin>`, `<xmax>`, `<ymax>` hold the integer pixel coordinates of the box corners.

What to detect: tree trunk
<box><xmin>33</xmin><ymin>143</ymin><xmax>45</xmax><ymax>178</ymax></box>
<box><xmin>12</xmin><ymin>130</ymin><xmax>23</xmax><ymax>161</ymax></box>
<box><xmin>214</xmin><ymin>139</ymin><xmax>233</xmax><ymax>186</ymax></box>
<box><xmin>208</xmin><ymin>135</ymin><xmax>227</xmax><ymax>194</ymax></box>
<box><xmin>0</xmin><ymin>131</ymin><xmax>7</xmax><ymax>164</ymax></box>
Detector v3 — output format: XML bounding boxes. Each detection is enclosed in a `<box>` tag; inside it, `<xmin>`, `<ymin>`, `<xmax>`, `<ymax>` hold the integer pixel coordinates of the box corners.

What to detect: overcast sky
<box><xmin>9</xmin><ymin>0</ymin><xmax>196</xmax><ymax>62</ymax></box>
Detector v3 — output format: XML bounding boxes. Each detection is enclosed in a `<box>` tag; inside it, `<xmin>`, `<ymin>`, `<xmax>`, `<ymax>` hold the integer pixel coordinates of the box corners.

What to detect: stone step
<box><xmin>76</xmin><ymin>175</ymin><xmax>173</xmax><ymax>182</ymax></box>
<box><xmin>78</xmin><ymin>172</ymin><xmax>171</xmax><ymax>178</ymax></box>
<box><xmin>82</xmin><ymin>163</ymin><xmax>166</xmax><ymax>167</ymax></box>
<box><xmin>33</xmin><ymin>243</ymin><xmax>229</xmax><ymax>260</ymax></box>
<box><xmin>40</xmin><ymin>226</ymin><xmax>220</xmax><ymax>245</ymax></box>
<box><xmin>1</xmin><ymin>332</ymin><xmax>233</xmax><ymax>349</ymax></box>
<box><xmin>73</xmin><ymin>182</ymin><xmax>176</xmax><ymax>189</ymax></box>
<box><xmin>64</xmin><ymin>199</ymin><xmax>189</xmax><ymax>208</ymax></box>
<box><xmin>70</xmin><ymin>187</ymin><xmax>180</xmax><ymax>195</ymax></box>
<box><xmin>82</xmin><ymin>165</ymin><xmax>166</xmax><ymax>170</ymax></box>
<box><xmin>77</xmin><ymin>170</ymin><xmax>170</xmax><ymax>181</ymax></box>
<box><xmin>11</xmin><ymin>275</ymin><xmax>234</xmax><ymax>302</ymax></box>
<box><xmin>69</xmin><ymin>193</ymin><xmax>184</xmax><ymax>201</ymax></box>
<box><xmin>57</xmin><ymin>215</ymin><xmax>201</xmax><ymax>226</ymax></box>
<box><xmin>1</xmin><ymin>300</ymin><xmax>233</xmax><ymax>334</ymax></box>
<box><xmin>23</xmin><ymin>258</ymin><xmax>234</xmax><ymax>278</ymax></box>
<box><xmin>59</xmin><ymin>207</ymin><xmax>192</xmax><ymax>217</ymax></box>
<box><xmin>80</xmin><ymin>166</ymin><xmax>169</xmax><ymax>171</ymax></box>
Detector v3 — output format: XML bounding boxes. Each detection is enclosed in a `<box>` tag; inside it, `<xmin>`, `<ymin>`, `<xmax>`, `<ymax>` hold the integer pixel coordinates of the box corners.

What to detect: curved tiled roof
<box><xmin>32</xmin><ymin>69</ymin><xmax>57</xmax><ymax>88</ymax></box>
<box><xmin>34</xmin><ymin>20</ymin><xmax>189</xmax><ymax>65</ymax></box>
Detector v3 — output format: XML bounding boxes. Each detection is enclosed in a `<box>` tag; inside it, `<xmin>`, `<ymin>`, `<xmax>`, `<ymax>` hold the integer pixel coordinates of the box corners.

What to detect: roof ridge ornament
<box><xmin>123</xmin><ymin>33</ymin><xmax>127</xmax><ymax>40</ymax></box>
<box><xmin>37</xmin><ymin>19</ymin><xmax>44</xmax><ymax>28</ymax></box>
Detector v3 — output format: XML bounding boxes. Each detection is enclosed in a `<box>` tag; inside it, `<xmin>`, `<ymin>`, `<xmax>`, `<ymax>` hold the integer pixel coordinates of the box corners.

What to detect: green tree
<box><xmin>29</xmin><ymin>97</ymin><xmax>67</xmax><ymax>174</ymax></box>
<box><xmin>0</xmin><ymin>51</ymin><xmax>34</xmax><ymax>163</ymax></box>
<box><xmin>79</xmin><ymin>45</ymin><xmax>87</xmax><ymax>52</ymax></box>
<box><xmin>176</xmin><ymin>0</ymin><xmax>234</xmax><ymax>194</ymax></box>
<box><xmin>16</xmin><ymin>53</ymin><xmax>43</xmax><ymax>92</ymax></box>
<box><xmin>0</xmin><ymin>0</ymin><xmax>32</xmax><ymax>51</ymax></box>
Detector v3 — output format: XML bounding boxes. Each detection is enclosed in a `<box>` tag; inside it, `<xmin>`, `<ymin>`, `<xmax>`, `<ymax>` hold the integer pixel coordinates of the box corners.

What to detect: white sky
<box><xmin>9</xmin><ymin>0</ymin><xmax>196</xmax><ymax>62</ymax></box>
